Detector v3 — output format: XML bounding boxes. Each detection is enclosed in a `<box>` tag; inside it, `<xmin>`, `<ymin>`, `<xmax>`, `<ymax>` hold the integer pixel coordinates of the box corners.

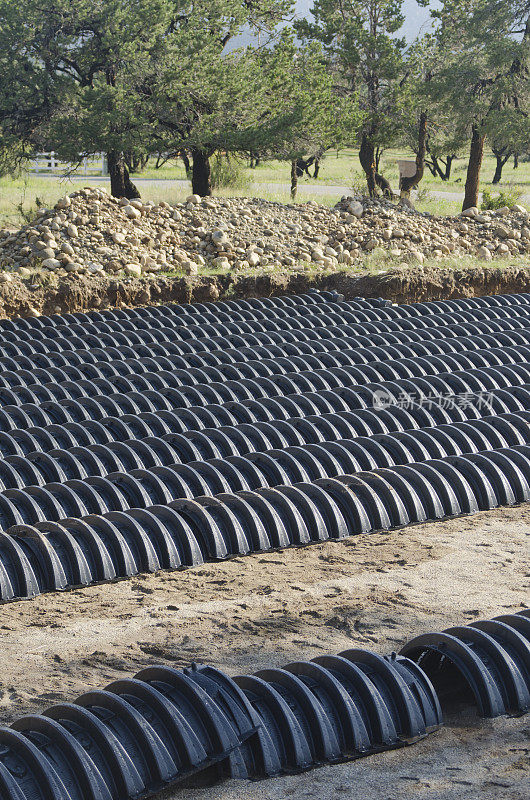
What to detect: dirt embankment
<box><xmin>2</xmin><ymin>263</ymin><xmax>530</xmax><ymax>319</ymax></box>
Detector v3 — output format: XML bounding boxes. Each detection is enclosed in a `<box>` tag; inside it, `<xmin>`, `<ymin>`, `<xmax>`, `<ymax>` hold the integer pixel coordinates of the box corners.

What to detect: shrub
<box><xmin>211</xmin><ymin>154</ymin><xmax>250</xmax><ymax>190</ymax></box>
<box><xmin>481</xmin><ymin>189</ymin><xmax>521</xmax><ymax>210</ymax></box>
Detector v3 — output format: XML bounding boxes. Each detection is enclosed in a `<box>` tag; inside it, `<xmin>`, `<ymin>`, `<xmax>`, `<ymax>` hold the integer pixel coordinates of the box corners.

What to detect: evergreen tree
<box><xmin>427</xmin><ymin>0</ymin><xmax>529</xmax><ymax>209</ymax></box>
<box><xmin>296</xmin><ymin>0</ymin><xmax>428</xmax><ymax>196</ymax></box>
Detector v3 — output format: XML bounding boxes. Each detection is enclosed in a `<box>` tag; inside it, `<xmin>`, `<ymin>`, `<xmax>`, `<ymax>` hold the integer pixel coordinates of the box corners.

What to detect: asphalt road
<box><xmin>28</xmin><ymin>173</ymin><xmax>530</xmax><ymax>203</ymax></box>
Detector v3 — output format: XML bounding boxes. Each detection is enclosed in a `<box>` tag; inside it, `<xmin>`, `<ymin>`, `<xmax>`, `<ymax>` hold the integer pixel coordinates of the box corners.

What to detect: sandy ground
<box><xmin>0</xmin><ymin>504</ymin><xmax>528</xmax><ymax>799</ymax></box>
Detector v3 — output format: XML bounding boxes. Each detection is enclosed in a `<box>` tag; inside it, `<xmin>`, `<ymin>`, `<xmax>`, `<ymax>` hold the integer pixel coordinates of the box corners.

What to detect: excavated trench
<box><xmin>2</xmin><ymin>263</ymin><xmax>530</xmax><ymax>319</ymax></box>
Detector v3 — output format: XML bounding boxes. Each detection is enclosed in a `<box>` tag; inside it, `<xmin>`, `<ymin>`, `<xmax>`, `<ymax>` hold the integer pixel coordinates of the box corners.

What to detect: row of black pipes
<box><xmin>0</xmin><ymin>290</ymin><xmax>528</xmax><ymax>798</ymax></box>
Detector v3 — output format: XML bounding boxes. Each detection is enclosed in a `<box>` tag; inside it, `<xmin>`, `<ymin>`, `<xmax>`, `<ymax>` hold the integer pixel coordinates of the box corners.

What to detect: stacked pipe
<box><xmin>0</xmin><ymin>293</ymin><xmax>528</xmax><ymax>581</ymax></box>
<box><xmin>3</xmin><ymin>442</ymin><xmax>530</xmax><ymax>600</ymax></box>
<box><xmin>0</xmin><ymin>610</ymin><xmax>527</xmax><ymax>799</ymax></box>
<box><xmin>0</xmin><ymin>291</ymin><xmax>529</xmax><ymax>798</ymax></box>
<box><xmin>7</xmin><ymin>298</ymin><xmax>530</xmax><ymax>361</ymax></box>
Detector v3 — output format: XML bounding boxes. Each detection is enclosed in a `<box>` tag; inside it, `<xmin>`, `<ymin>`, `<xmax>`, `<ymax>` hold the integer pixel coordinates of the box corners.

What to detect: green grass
<box><xmin>1</xmin><ymin>146</ymin><xmax>528</xmax><ymax>229</ymax></box>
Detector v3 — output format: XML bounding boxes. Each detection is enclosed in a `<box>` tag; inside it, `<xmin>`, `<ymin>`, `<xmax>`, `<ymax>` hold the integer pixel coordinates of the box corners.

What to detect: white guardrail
<box><xmin>31</xmin><ymin>152</ymin><xmax>108</xmax><ymax>175</ymax></box>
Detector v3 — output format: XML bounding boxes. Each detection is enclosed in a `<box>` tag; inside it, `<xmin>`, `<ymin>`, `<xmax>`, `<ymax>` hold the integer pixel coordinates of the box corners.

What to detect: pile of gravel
<box><xmin>0</xmin><ymin>187</ymin><xmax>528</xmax><ymax>281</ymax></box>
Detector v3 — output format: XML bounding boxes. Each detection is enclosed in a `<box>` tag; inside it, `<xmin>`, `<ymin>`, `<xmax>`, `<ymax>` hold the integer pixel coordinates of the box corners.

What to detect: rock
<box><xmin>409</xmin><ymin>250</ymin><xmax>424</xmax><ymax>265</ymax></box>
<box><xmin>494</xmin><ymin>226</ymin><xmax>510</xmax><ymax>239</ymax></box>
<box><xmin>41</xmin><ymin>258</ymin><xmax>61</xmax><ymax>269</ymax></box>
<box><xmin>496</xmin><ymin>243</ymin><xmax>510</xmax><ymax>255</ymax></box>
<box><xmin>186</xmin><ymin>194</ymin><xmax>201</xmax><ymax>204</ymax></box>
<box><xmin>0</xmin><ymin>185</ymin><xmax>527</xmax><ymax>282</ymax></box>
<box><xmin>477</xmin><ymin>246</ymin><xmax>493</xmax><ymax>261</ymax></box>
<box><xmin>55</xmin><ymin>196</ymin><xmax>71</xmax><ymax>209</ymax></box>
<box><xmin>182</xmin><ymin>260</ymin><xmax>199</xmax><ymax>275</ymax></box>
<box><xmin>512</xmin><ymin>204</ymin><xmax>527</xmax><ymax>215</ymax></box>
<box><xmin>347</xmin><ymin>201</ymin><xmax>364</xmax><ymax>218</ymax></box>
<box><xmin>123</xmin><ymin>205</ymin><xmax>141</xmax><ymax>220</ymax></box>
<box><xmin>124</xmin><ymin>263</ymin><xmax>142</xmax><ymax>277</ymax></box>
<box><xmin>211</xmin><ymin>230</ymin><xmax>229</xmax><ymax>247</ymax></box>
<box><xmin>461</xmin><ymin>207</ymin><xmax>478</xmax><ymax>218</ymax></box>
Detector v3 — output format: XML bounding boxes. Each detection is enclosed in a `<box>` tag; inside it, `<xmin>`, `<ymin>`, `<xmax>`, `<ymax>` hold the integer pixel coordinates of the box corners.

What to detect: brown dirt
<box><xmin>3</xmin><ymin>262</ymin><xmax>530</xmax><ymax>319</ymax></box>
<box><xmin>1</xmin><ymin>505</ymin><xmax>528</xmax><ymax>798</ymax></box>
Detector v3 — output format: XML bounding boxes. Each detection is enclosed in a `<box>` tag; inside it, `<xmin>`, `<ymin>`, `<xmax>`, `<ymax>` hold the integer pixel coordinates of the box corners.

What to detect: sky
<box><xmin>294</xmin><ymin>0</ymin><xmax>435</xmax><ymax>41</ymax></box>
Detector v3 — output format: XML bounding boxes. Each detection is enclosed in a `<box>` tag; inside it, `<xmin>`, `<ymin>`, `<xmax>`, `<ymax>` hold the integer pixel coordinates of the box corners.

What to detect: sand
<box><xmin>0</xmin><ymin>504</ymin><xmax>528</xmax><ymax>799</ymax></box>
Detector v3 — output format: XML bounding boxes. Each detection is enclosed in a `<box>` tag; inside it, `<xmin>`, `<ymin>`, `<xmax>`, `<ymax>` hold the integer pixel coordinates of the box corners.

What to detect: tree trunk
<box><xmin>191</xmin><ymin>148</ymin><xmax>212</xmax><ymax>196</ymax></box>
<box><xmin>400</xmin><ymin>111</ymin><xmax>427</xmax><ymax>198</ymax></box>
<box><xmin>492</xmin><ymin>149</ymin><xmax>510</xmax><ymax>184</ymax></box>
<box><xmin>514</xmin><ymin>152</ymin><xmax>519</xmax><ymax>169</ymax></box>
<box><xmin>359</xmin><ymin>133</ymin><xmax>377</xmax><ymax>197</ymax></box>
<box><xmin>179</xmin><ymin>150</ymin><xmax>191</xmax><ymax>177</ymax></box>
<box><xmin>462</xmin><ymin>125</ymin><xmax>485</xmax><ymax>211</ymax></box>
<box><xmin>107</xmin><ymin>151</ymin><xmax>141</xmax><ymax>198</ymax></box>
<box><xmin>374</xmin><ymin>147</ymin><xmax>383</xmax><ymax>173</ymax></box>
<box><xmin>290</xmin><ymin>159</ymin><xmax>298</xmax><ymax>201</ymax></box>
<box><xmin>313</xmin><ymin>157</ymin><xmax>320</xmax><ymax>178</ymax></box>
<box><xmin>444</xmin><ymin>156</ymin><xmax>454</xmax><ymax>181</ymax></box>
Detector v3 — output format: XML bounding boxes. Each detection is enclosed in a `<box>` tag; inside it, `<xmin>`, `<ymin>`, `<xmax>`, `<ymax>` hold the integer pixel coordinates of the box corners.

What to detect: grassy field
<box><xmin>138</xmin><ymin>147</ymin><xmax>530</xmax><ymax>194</ymax></box>
<box><xmin>1</xmin><ymin>148</ymin><xmax>528</xmax><ymax>228</ymax></box>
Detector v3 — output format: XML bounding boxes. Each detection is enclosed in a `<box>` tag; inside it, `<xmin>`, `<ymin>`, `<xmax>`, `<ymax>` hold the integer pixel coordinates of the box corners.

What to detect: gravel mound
<box><xmin>0</xmin><ymin>187</ymin><xmax>528</xmax><ymax>280</ymax></box>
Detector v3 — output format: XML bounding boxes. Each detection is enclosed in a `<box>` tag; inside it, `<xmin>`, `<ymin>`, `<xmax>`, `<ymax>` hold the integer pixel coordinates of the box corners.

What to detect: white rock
<box><xmin>247</xmin><ymin>252</ymin><xmax>260</xmax><ymax>267</ymax></box>
<box><xmin>67</xmin><ymin>224</ymin><xmax>78</xmax><ymax>238</ymax></box>
<box><xmin>125</xmin><ymin>263</ymin><xmax>142</xmax><ymax>277</ymax></box>
<box><xmin>123</xmin><ymin>205</ymin><xmax>141</xmax><ymax>219</ymax></box>
<box><xmin>182</xmin><ymin>260</ymin><xmax>199</xmax><ymax>275</ymax></box>
<box><xmin>112</xmin><ymin>232</ymin><xmax>126</xmax><ymax>244</ymax></box>
<box><xmin>61</xmin><ymin>243</ymin><xmax>75</xmax><ymax>255</ymax></box>
<box><xmin>512</xmin><ymin>204</ymin><xmax>527</xmax><ymax>215</ymax></box>
<box><xmin>55</xmin><ymin>196</ymin><xmax>71</xmax><ymax>209</ymax></box>
<box><xmin>186</xmin><ymin>194</ymin><xmax>201</xmax><ymax>205</ymax></box>
<box><xmin>461</xmin><ymin>207</ymin><xmax>478</xmax><ymax>218</ymax></box>
<box><xmin>128</xmin><ymin>200</ymin><xmax>143</xmax><ymax>211</ymax></box>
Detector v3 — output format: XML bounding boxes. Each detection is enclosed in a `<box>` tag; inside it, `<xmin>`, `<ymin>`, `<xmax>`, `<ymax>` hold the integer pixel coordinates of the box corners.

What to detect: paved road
<box><xmin>28</xmin><ymin>173</ymin><xmax>530</xmax><ymax>203</ymax></box>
